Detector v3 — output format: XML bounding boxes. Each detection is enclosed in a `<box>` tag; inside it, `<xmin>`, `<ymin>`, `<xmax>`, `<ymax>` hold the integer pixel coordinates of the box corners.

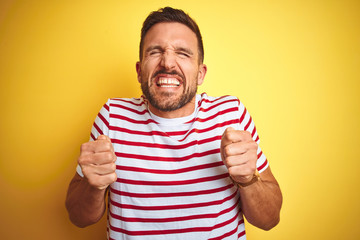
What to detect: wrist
<box><xmin>232</xmin><ymin>171</ymin><xmax>260</xmax><ymax>188</ymax></box>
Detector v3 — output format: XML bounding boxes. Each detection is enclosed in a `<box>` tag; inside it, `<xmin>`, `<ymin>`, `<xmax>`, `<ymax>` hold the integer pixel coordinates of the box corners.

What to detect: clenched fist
<box><xmin>78</xmin><ymin>135</ymin><xmax>117</xmax><ymax>190</ymax></box>
<box><xmin>220</xmin><ymin>127</ymin><xmax>258</xmax><ymax>185</ymax></box>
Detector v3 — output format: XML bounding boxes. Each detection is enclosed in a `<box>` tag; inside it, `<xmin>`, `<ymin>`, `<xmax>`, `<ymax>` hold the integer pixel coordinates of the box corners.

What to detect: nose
<box><xmin>160</xmin><ymin>51</ymin><xmax>176</xmax><ymax>70</ymax></box>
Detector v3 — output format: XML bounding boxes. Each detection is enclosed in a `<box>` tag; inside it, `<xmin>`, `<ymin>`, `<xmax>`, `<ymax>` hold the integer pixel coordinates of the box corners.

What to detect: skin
<box><xmin>221</xmin><ymin>127</ymin><xmax>282</xmax><ymax>230</ymax></box>
<box><xmin>136</xmin><ymin>22</ymin><xmax>207</xmax><ymax>118</ymax></box>
<box><xmin>65</xmin><ymin>22</ymin><xmax>282</xmax><ymax>230</ymax></box>
<box><xmin>66</xmin><ymin>135</ymin><xmax>117</xmax><ymax>227</ymax></box>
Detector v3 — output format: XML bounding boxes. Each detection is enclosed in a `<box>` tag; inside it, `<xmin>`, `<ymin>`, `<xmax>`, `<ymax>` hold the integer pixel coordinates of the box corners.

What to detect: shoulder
<box><xmin>197</xmin><ymin>92</ymin><xmax>240</xmax><ymax>109</ymax></box>
<box><xmin>109</xmin><ymin>97</ymin><xmax>145</xmax><ymax>107</ymax></box>
<box><xmin>107</xmin><ymin>97</ymin><xmax>147</xmax><ymax>113</ymax></box>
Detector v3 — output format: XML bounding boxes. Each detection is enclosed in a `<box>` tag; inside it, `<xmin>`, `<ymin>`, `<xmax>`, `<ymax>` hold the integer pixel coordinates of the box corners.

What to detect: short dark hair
<box><xmin>139</xmin><ymin>7</ymin><xmax>204</xmax><ymax>63</ymax></box>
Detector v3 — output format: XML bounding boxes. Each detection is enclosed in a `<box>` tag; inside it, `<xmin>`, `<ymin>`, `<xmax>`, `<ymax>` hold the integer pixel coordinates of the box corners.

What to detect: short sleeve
<box><xmin>76</xmin><ymin>100</ymin><xmax>111</xmax><ymax>177</ymax></box>
<box><xmin>237</xmin><ymin>100</ymin><xmax>269</xmax><ymax>173</ymax></box>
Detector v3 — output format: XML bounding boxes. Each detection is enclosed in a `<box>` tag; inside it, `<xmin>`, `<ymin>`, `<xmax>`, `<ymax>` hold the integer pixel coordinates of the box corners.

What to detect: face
<box><xmin>136</xmin><ymin>22</ymin><xmax>207</xmax><ymax>117</ymax></box>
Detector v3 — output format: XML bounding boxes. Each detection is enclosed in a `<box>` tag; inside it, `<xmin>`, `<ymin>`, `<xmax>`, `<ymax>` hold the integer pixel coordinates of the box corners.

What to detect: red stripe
<box><xmin>208</xmin><ymin>218</ymin><xmax>245</xmax><ymax>240</ymax></box>
<box><xmin>98</xmin><ymin>112</ymin><xmax>109</xmax><ymax>128</ymax></box>
<box><xmin>181</xmin><ymin>119</ymin><xmax>239</xmax><ymax>141</ymax></box>
<box><xmin>251</xmin><ymin>125</ymin><xmax>260</xmax><ymax>142</ymax></box>
<box><xmin>109</xmin><ymin>203</ymin><xmax>240</xmax><ymax>236</ymax></box>
<box><xmin>109</xmin><ymin>196</ymin><xmax>239</xmax><ymax>223</ymax></box>
<box><xmin>166</xmin><ymin>130</ymin><xmax>188</xmax><ymax>136</ymax></box>
<box><xmin>186</xmin><ymin>107</ymin><xmax>239</xmax><ymax>124</ymax></box>
<box><xmin>257</xmin><ymin>158</ymin><xmax>268</xmax><ymax>172</ymax></box>
<box><xmin>93</xmin><ymin>122</ymin><xmax>103</xmax><ymax>135</ymax></box>
<box><xmin>115</xmin><ymin>148</ymin><xmax>220</xmax><ymax>162</ymax></box>
<box><xmin>198</xmin><ymin>94</ymin><xmax>238</xmax><ymax>106</ymax></box>
<box><xmin>150</xmin><ymin>119</ymin><xmax>238</xmax><ymax>137</ymax></box>
<box><xmin>117</xmin><ymin>173</ymin><xmax>229</xmax><ymax>186</ymax></box>
<box><xmin>110</xmin><ymin>126</ymin><xmax>167</xmax><ymax>137</ymax></box>
<box><xmin>109</xmin><ymin>119</ymin><xmax>238</xmax><ymax>140</ymax></box>
<box><xmin>110</xmin><ymin>190</ymin><xmax>237</xmax><ymax>211</ymax></box>
<box><xmin>111</xmin><ymin>98</ymin><xmax>144</xmax><ymax>106</ymax></box>
<box><xmin>110</xmin><ymin>103</ymin><xmax>148</xmax><ymax>115</ymax></box>
<box><xmin>244</xmin><ymin>116</ymin><xmax>252</xmax><ymax>131</ymax></box>
<box><xmin>117</xmin><ymin>161</ymin><xmax>223</xmax><ymax>175</ymax></box>
<box><xmin>104</xmin><ymin>103</ymin><xmax>109</xmax><ymax>111</ymax></box>
<box><xmin>239</xmin><ymin>107</ymin><xmax>247</xmax><ymax>123</ymax></box>
<box><xmin>199</xmin><ymin>99</ymin><xmax>239</xmax><ymax>113</ymax></box>
<box><xmin>198</xmin><ymin>93</ymin><xmax>231</xmax><ymax>104</ymax></box>
<box><xmin>90</xmin><ymin>133</ymin><xmax>95</xmax><ymax>141</ymax></box>
<box><xmin>208</xmin><ymin>225</ymin><xmax>237</xmax><ymax>240</ymax></box>
<box><xmin>238</xmin><ymin>227</ymin><xmax>246</xmax><ymax>238</ymax></box>
<box><xmin>251</xmin><ymin>125</ymin><xmax>256</xmax><ymax>138</ymax></box>
<box><xmin>110</xmin><ymin>113</ymin><xmax>157</xmax><ymax>124</ymax></box>
<box><xmin>110</xmin><ymin>183</ymin><xmax>233</xmax><ymax>198</ymax></box>
<box><xmin>112</xmin><ymin>135</ymin><xmax>221</xmax><ymax>150</ymax></box>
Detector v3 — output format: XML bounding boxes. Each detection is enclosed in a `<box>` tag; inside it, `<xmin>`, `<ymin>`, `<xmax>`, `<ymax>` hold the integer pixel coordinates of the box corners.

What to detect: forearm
<box><xmin>65</xmin><ymin>174</ymin><xmax>107</xmax><ymax>228</ymax></box>
<box><xmin>238</xmin><ymin>175</ymin><xmax>282</xmax><ymax>230</ymax></box>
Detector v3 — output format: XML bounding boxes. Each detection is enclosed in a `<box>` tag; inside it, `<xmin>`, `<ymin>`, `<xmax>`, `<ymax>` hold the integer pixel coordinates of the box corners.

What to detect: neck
<box><xmin>148</xmin><ymin>96</ymin><xmax>197</xmax><ymax>119</ymax></box>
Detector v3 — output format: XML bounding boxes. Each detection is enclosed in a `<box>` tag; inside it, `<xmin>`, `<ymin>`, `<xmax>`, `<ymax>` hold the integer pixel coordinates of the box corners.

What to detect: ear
<box><xmin>136</xmin><ymin>61</ymin><xmax>141</xmax><ymax>83</ymax></box>
<box><xmin>197</xmin><ymin>64</ymin><xmax>207</xmax><ymax>85</ymax></box>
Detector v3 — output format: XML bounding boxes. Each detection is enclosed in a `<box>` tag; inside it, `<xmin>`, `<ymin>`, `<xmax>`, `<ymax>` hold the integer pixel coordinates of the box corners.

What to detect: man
<box><xmin>66</xmin><ymin>7</ymin><xmax>282</xmax><ymax>239</ymax></box>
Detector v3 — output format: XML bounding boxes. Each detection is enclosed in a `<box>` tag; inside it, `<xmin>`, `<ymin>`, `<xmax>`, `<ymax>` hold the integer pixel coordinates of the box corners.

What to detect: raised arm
<box><xmin>65</xmin><ymin>135</ymin><xmax>117</xmax><ymax>227</ymax></box>
<box><xmin>221</xmin><ymin>127</ymin><xmax>282</xmax><ymax>230</ymax></box>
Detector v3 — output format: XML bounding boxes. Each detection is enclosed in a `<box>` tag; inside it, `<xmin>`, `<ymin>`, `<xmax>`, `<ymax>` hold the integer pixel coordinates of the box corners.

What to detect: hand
<box><xmin>220</xmin><ymin>127</ymin><xmax>258</xmax><ymax>184</ymax></box>
<box><xmin>78</xmin><ymin>135</ymin><xmax>117</xmax><ymax>190</ymax></box>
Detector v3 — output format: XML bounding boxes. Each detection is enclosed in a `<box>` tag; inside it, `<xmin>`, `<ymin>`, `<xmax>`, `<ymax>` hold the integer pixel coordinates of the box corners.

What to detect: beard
<box><xmin>140</xmin><ymin>71</ymin><xmax>198</xmax><ymax>112</ymax></box>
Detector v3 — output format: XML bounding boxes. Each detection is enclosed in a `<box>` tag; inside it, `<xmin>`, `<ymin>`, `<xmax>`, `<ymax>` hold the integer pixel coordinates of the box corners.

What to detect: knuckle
<box><xmin>228</xmin><ymin>167</ymin><xmax>237</xmax><ymax>176</ymax></box>
<box><xmin>105</xmin><ymin>152</ymin><xmax>113</xmax><ymax>160</ymax></box>
<box><xmin>78</xmin><ymin>155</ymin><xmax>88</xmax><ymax>165</ymax></box>
<box><xmin>105</xmin><ymin>142</ymin><xmax>112</xmax><ymax>151</ymax></box>
<box><xmin>223</xmin><ymin>129</ymin><xmax>232</xmax><ymax>139</ymax></box>
<box><xmin>112</xmin><ymin>173</ymin><xmax>118</xmax><ymax>182</ymax></box>
<box><xmin>110</xmin><ymin>163</ymin><xmax>117</xmax><ymax>172</ymax></box>
<box><xmin>78</xmin><ymin>155</ymin><xmax>84</xmax><ymax>164</ymax></box>
<box><xmin>224</xmin><ymin>145</ymin><xmax>232</xmax><ymax>157</ymax></box>
<box><xmin>80</xmin><ymin>143</ymin><xmax>89</xmax><ymax>152</ymax></box>
<box><xmin>248</xmin><ymin>141</ymin><xmax>258</xmax><ymax>151</ymax></box>
<box><xmin>224</xmin><ymin>127</ymin><xmax>231</xmax><ymax>134</ymax></box>
<box><xmin>250</xmin><ymin>141</ymin><xmax>258</xmax><ymax>149</ymax></box>
<box><xmin>240</xmin><ymin>131</ymin><xmax>250</xmax><ymax>141</ymax></box>
<box><xmin>81</xmin><ymin>166</ymin><xmax>88</xmax><ymax>175</ymax></box>
<box><xmin>243</xmin><ymin>131</ymin><xmax>251</xmax><ymax>137</ymax></box>
<box><xmin>247</xmin><ymin>163</ymin><xmax>256</xmax><ymax>173</ymax></box>
<box><xmin>223</xmin><ymin>156</ymin><xmax>232</xmax><ymax>167</ymax></box>
<box><xmin>226</xmin><ymin>130</ymin><xmax>235</xmax><ymax>139</ymax></box>
<box><xmin>81</xmin><ymin>165</ymin><xmax>91</xmax><ymax>177</ymax></box>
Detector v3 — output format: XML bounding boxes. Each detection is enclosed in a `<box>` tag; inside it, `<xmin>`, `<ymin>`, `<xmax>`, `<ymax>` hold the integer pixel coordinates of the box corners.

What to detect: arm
<box><xmin>65</xmin><ymin>135</ymin><xmax>117</xmax><ymax>228</ymax></box>
<box><xmin>221</xmin><ymin>127</ymin><xmax>282</xmax><ymax>230</ymax></box>
<box><xmin>237</xmin><ymin>167</ymin><xmax>282</xmax><ymax>230</ymax></box>
<box><xmin>65</xmin><ymin>173</ymin><xmax>108</xmax><ymax>227</ymax></box>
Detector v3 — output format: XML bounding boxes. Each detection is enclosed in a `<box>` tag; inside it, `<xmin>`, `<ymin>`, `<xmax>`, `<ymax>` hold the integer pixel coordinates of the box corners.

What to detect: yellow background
<box><xmin>0</xmin><ymin>0</ymin><xmax>359</xmax><ymax>239</ymax></box>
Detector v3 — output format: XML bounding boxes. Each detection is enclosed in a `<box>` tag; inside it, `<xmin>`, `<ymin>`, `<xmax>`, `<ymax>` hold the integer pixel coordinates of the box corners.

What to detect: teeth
<box><xmin>157</xmin><ymin>78</ymin><xmax>180</xmax><ymax>86</ymax></box>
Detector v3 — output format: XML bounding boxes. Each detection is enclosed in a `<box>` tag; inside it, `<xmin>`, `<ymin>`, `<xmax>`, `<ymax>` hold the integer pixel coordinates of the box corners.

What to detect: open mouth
<box><xmin>156</xmin><ymin>77</ymin><xmax>181</xmax><ymax>87</ymax></box>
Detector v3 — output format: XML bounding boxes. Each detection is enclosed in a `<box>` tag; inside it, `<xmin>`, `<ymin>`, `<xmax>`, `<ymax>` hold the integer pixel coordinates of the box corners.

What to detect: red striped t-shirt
<box><xmin>77</xmin><ymin>93</ymin><xmax>269</xmax><ymax>240</ymax></box>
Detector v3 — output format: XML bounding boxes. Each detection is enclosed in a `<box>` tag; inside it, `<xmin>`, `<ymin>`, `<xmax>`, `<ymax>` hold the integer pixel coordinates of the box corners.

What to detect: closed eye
<box><xmin>177</xmin><ymin>51</ymin><xmax>190</xmax><ymax>58</ymax></box>
<box><xmin>146</xmin><ymin>46</ymin><xmax>163</xmax><ymax>57</ymax></box>
<box><xmin>175</xmin><ymin>47</ymin><xmax>193</xmax><ymax>58</ymax></box>
<box><xmin>149</xmin><ymin>50</ymin><xmax>162</xmax><ymax>56</ymax></box>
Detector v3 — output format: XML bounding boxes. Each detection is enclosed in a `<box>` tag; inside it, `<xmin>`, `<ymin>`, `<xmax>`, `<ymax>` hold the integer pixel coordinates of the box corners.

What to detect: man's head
<box><xmin>139</xmin><ymin>7</ymin><xmax>204</xmax><ymax>64</ymax></box>
<box><xmin>136</xmin><ymin>7</ymin><xmax>207</xmax><ymax>117</ymax></box>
